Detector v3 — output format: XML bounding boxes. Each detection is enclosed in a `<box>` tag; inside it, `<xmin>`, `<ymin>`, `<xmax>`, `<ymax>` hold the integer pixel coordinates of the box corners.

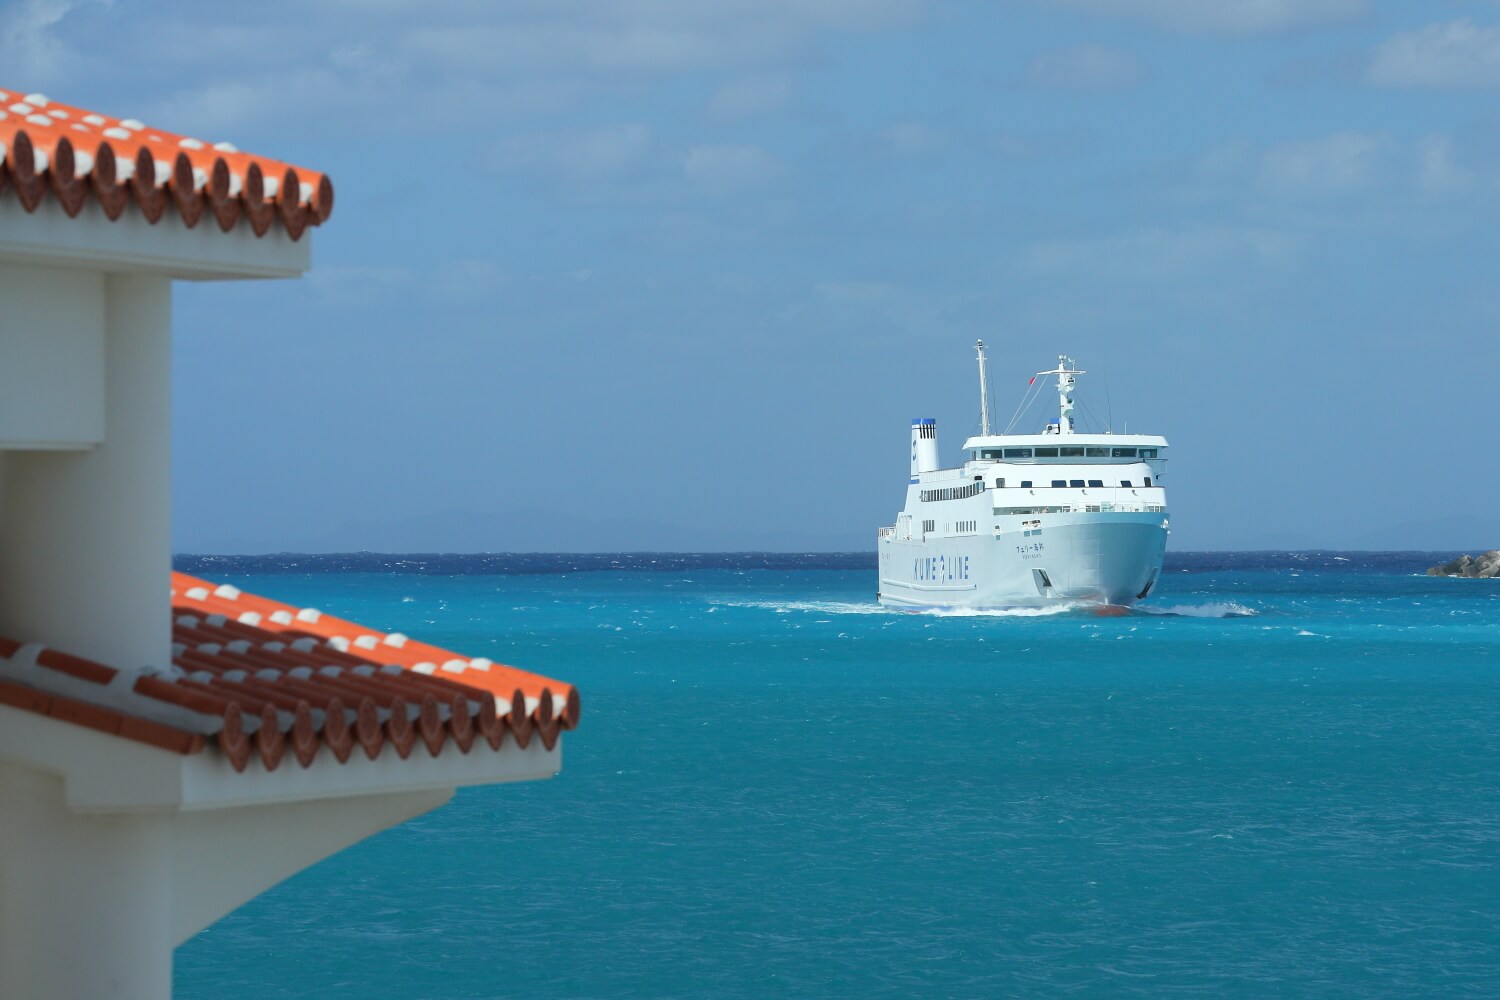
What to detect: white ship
<box><xmin>878</xmin><ymin>343</ymin><xmax>1169</xmax><ymax>609</ymax></box>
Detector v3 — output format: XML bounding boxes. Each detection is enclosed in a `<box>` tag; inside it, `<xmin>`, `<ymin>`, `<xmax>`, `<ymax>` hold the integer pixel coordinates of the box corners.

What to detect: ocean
<box><xmin>173</xmin><ymin>552</ymin><xmax>1500</xmax><ymax>998</ymax></box>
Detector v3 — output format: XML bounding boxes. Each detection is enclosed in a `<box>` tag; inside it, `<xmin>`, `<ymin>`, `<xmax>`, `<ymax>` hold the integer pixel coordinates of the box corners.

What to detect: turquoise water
<box><xmin>174</xmin><ymin>554</ymin><xmax>1500</xmax><ymax>998</ymax></box>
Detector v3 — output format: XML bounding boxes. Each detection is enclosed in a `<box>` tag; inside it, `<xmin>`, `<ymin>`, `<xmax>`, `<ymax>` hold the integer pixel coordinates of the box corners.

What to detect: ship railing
<box><xmin>993</xmin><ymin>502</ymin><xmax>1168</xmax><ymax>516</ymax></box>
<box><xmin>877</xmin><ymin>526</ymin><xmax>896</xmax><ymax>539</ymax></box>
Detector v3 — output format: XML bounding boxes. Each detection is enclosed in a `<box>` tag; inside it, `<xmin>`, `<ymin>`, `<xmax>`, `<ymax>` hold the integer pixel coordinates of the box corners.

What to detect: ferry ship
<box><xmin>877</xmin><ymin>344</ymin><xmax>1169</xmax><ymax>609</ymax></box>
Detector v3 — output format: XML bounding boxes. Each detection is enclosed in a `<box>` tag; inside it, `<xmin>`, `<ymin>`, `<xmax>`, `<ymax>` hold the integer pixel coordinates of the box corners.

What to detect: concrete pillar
<box><xmin>0</xmin><ymin>274</ymin><xmax>172</xmax><ymax>667</ymax></box>
<box><xmin>0</xmin><ymin>761</ymin><xmax>174</xmax><ymax>999</ymax></box>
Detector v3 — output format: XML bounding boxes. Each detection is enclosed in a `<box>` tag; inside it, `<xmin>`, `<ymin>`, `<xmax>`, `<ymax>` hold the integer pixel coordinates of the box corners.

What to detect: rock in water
<box><xmin>1430</xmin><ymin>555</ymin><xmax>1474</xmax><ymax>577</ymax></box>
<box><xmin>1428</xmin><ymin>551</ymin><xmax>1500</xmax><ymax>578</ymax></box>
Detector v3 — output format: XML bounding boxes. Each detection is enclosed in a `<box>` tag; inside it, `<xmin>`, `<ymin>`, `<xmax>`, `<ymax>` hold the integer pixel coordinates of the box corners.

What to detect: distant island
<box><xmin>1428</xmin><ymin>551</ymin><xmax>1500</xmax><ymax>578</ymax></box>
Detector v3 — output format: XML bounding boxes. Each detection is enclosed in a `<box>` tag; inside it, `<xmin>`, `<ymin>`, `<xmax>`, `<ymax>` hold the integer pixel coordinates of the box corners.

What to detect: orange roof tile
<box><xmin>0</xmin><ymin>573</ymin><xmax>579</xmax><ymax>772</ymax></box>
<box><xmin>0</xmin><ymin>88</ymin><xmax>332</xmax><ymax>239</ymax></box>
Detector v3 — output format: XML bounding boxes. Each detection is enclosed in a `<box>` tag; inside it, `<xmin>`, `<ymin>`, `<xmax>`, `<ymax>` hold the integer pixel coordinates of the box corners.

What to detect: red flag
<box><xmin>1028</xmin><ymin>376</ymin><xmax>1036</xmax><ymax>385</ymax></box>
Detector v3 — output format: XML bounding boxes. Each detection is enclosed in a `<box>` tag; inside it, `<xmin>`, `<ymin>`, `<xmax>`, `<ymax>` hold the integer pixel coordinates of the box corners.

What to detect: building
<box><xmin>0</xmin><ymin>88</ymin><xmax>578</xmax><ymax>999</ymax></box>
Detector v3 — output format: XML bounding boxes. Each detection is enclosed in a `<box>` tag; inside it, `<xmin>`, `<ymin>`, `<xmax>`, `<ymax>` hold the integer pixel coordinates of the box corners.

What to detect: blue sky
<box><xmin>7</xmin><ymin>0</ymin><xmax>1499</xmax><ymax>550</ymax></box>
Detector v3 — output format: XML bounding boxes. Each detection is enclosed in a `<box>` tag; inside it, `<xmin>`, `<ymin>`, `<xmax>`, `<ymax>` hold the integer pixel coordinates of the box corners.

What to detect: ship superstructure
<box><xmin>877</xmin><ymin>344</ymin><xmax>1169</xmax><ymax>608</ymax></box>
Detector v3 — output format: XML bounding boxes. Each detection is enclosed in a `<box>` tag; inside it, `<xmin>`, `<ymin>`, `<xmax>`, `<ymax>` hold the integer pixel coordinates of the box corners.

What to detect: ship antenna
<box><xmin>1104</xmin><ymin>366</ymin><xmax>1114</xmax><ymax>434</ymax></box>
<box><xmin>976</xmin><ymin>339</ymin><xmax>992</xmax><ymax>437</ymax></box>
<box><xmin>1057</xmin><ymin>354</ymin><xmax>1073</xmax><ymax>436</ymax></box>
<box><xmin>1035</xmin><ymin>354</ymin><xmax>1085</xmax><ymax>435</ymax></box>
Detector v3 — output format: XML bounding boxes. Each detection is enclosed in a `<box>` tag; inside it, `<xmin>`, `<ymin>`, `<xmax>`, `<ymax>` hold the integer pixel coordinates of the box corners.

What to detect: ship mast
<box><xmin>975</xmin><ymin>339</ymin><xmax>992</xmax><ymax>437</ymax></box>
<box><xmin>1035</xmin><ymin>355</ymin><xmax>1086</xmax><ymax>435</ymax></box>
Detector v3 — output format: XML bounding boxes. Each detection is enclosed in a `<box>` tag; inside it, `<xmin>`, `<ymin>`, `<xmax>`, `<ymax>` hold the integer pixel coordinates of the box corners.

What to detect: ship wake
<box><xmin>718</xmin><ymin>599</ymin><xmax>1085</xmax><ymax>618</ymax></box>
<box><xmin>1136</xmin><ymin>602</ymin><xmax>1258</xmax><ymax>619</ymax></box>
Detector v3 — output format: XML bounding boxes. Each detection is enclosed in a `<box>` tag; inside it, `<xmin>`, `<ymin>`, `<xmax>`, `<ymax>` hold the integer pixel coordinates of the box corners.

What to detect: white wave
<box><xmin>917</xmin><ymin>603</ymin><xmax>1085</xmax><ymax>618</ymax></box>
<box><xmin>713</xmin><ymin>599</ymin><xmax>1082</xmax><ymax>618</ymax></box>
<box><xmin>715</xmin><ymin>600</ymin><xmax>893</xmax><ymax>616</ymax></box>
<box><xmin>1138</xmin><ymin>602</ymin><xmax>1258</xmax><ymax>619</ymax></box>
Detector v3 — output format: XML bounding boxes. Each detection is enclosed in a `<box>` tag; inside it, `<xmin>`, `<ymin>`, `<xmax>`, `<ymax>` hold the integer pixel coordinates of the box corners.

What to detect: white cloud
<box><xmin>484</xmin><ymin>124</ymin><xmax>652</xmax><ymax>178</ymax></box>
<box><xmin>1021</xmin><ymin>226</ymin><xmax>1300</xmax><ymax>281</ymax></box>
<box><xmin>305</xmin><ymin>264</ymin><xmax>415</xmax><ymax>307</ymax></box>
<box><xmin>0</xmin><ymin>0</ymin><xmax>93</xmax><ymax>82</ymax></box>
<box><xmin>1041</xmin><ymin>0</ymin><xmax>1365</xmax><ymax>36</ymax></box>
<box><xmin>1257</xmin><ymin>131</ymin><xmax>1394</xmax><ymax>198</ymax></box>
<box><xmin>816</xmin><ymin>280</ymin><xmax>900</xmax><ymax>303</ymax></box>
<box><xmin>1369</xmin><ymin>19</ymin><xmax>1500</xmax><ymax>89</ymax></box>
<box><xmin>1024</xmin><ymin>45</ymin><xmax>1147</xmax><ymax>91</ymax></box>
<box><xmin>1415</xmin><ymin>133</ymin><xmax>1472</xmax><ymax>196</ymax></box>
<box><xmin>17</xmin><ymin>0</ymin><xmax>927</xmax><ymax>140</ymax></box>
<box><xmin>306</xmin><ymin>259</ymin><xmax>507</xmax><ymax>307</ymax></box>
<box><xmin>708</xmin><ymin>74</ymin><xmax>793</xmax><ymax>119</ymax></box>
<box><xmin>1182</xmin><ymin>130</ymin><xmax>1479</xmax><ymax>206</ymax></box>
<box><xmin>683</xmin><ymin>144</ymin><xmax>784</xmax><ymax>194</ymax></box>
<box><xmin>878</xmin><ymin>121</ymin><xmax>947</xmax><ymax>156</ymax></box>
<box><xmin>431</xmin><ymin>258</ymin><xmax>510</xmax><ymax>303</ymax></box>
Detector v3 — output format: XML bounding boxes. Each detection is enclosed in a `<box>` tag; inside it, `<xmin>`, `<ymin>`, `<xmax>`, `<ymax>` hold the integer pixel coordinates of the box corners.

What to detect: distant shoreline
<box><xmin>175</xmin><ymin>551</ymin><xmax>1474</xmax><ymax>577</ymax></box>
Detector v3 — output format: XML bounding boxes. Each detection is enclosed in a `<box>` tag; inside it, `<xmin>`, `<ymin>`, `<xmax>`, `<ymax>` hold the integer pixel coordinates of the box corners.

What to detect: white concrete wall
<box><xmin>0</xmin><ymin>275</ymin><xmax>172</xmax><ymax>667</ymax></box>
<box><xmin>0</xmin><ymin>264</ymin><xmax>106</xmax><ymax>448</ymax></box>
<box><xmin>0</xmin><ymin>754</ymin><xmax>458</xmax><ymax>996</ymax></box>
<box><xmin>0</xmin><ymin>760</ymin><xmax>175</xmax><ymax>1000</ymax></box>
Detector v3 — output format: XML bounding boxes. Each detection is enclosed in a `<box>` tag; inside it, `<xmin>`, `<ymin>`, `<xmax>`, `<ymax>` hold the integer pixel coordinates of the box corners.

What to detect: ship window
<box><xmin>1144</xmin><ymin>476</ymin><xmax>1153</xmax><ymax>487</ymax></box>
<box><xmin>1021</xmin><ymin>480</ymin><xmax>1033</xmax><ymax>488</ymax></box>
<box><xmin>1004</xmin><ymin>448</ymin><xmax>1032</xmax><ymax>458</ymax></box>
<box><xmin>1050</xmin><ymin>479</ymin><xmax>1066</xmax><ymax>488</ymax></box>
<box><xmin>1034</xmin><ymin>447</ymin><xmax>1059</xmax><ymax>457</ymax></box>
<box><xmin>1140</xmin><ymin>448</ymin><xmax>1158</xmax><ymax>458</ymax></box>
<box><xmin>981</xmin><ymin>449</ymin><xmax>1003</xmax><ymax>459</ymax></box>
<box><xmin>1111</xmin><ymin>447</ymin><xmax>1137</xmax><ymax>457</ymax></box>
<box><xmin>1069</xmin><ymin>479</ymin><xmax>1084</xmax><ymax>488</ymax></box>
<box><xmin>1120</xmin><ymin>480</ymin><xmax>1132</xmax><ymax>487</ymax></box>
<box><xmin>995</xmin><ymin>478</ymin><xmax>1005</xmax><ymax>488</ymax></box>
<box><xmin>1086</xmin><ymin>447</ymin><xmax>1109</xmax><ymax>457</ymax></box>
<box><xmin>1060</xmin><ymin>446</ymin><xmax>1084</xmax><ymax>457</ymax></box>
<box><xmin>1088</xmin><ymin>479</ymin><xmax>1103</xmax><ymax>488</ymax></box>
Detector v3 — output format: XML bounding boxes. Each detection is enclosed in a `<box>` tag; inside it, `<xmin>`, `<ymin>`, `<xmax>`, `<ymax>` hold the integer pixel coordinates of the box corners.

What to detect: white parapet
<box><xmin>0</xmin><ymin>274</ymin><xmax>172</xmax><ymax>668</ymax></box>
<box><xmin>0</xmin><ymin>264</ymin><xmax>106</xmax><ymax>448</ymax></box>
<box><xmin>0</xmin><ymin>700</ymin><xmax>564</xmax><ymax>997</ymax></box>
<box><xmin>0</xmin><ymin>194</ymin><xmax>311</xmax><ymax>281</ymax></box>
<box><xmin>0</xmin><ymin>760</ymin><xmax>176</xmax><ymax>999</ymax></box>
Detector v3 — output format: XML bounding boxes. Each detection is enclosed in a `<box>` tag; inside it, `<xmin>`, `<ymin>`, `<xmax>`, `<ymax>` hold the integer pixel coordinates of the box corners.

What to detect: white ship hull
<box><xmin>880</xmin><ymin>349</ymin><xmax>1171</xmax><ymax>611</ymax></box>
<box><xmin>878</xmin><ymin>511</ymin><xmax>1168</xmax><ymax>609</ymax></box>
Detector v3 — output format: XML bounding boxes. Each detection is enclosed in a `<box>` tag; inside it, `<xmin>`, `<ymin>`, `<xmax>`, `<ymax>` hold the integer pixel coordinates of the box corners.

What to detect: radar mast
<box><xmin>975</xmin><ymin>339</ymin><xmax>992</xmax><ymax>437</ymax></box>
<box><xmin>1035</xmin><ymin>355</ymin><xmax>1086</xmax><ymax>435</ymax></box>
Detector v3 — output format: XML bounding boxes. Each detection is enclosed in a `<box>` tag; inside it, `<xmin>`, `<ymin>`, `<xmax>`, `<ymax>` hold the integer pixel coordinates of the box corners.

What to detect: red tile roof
<box><xmin>0</xmin><ymin>573</ymin><xmax>578</xmax><ymax>772</ymax></box>
<box><xmin>0</xmin><ymin>89</ymin><xmax>331</xmax><ymax>239</ymax></box>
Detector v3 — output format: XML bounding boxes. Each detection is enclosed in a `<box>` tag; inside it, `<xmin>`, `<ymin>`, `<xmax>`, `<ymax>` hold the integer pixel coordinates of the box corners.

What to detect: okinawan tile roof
<box><xmin>0</xmin><ymin>573</ymin><xmax>578</xmax><ymax>772</ymax></box>
<box><xmin>0</xmin><ymin>88</ymin><xmax>331</xmax><ymax>239</ymax></box>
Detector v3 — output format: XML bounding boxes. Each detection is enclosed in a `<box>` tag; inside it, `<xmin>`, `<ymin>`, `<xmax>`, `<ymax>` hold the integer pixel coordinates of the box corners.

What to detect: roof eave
<box><xmin>0</xmin><ymin>701</ymin><xmax>561</xmax><ymax>815</ymax></box>
<box><xmin>0</xmin><ymin>192</ymin><xmax>310</xmax><ymax>281</ymax></box>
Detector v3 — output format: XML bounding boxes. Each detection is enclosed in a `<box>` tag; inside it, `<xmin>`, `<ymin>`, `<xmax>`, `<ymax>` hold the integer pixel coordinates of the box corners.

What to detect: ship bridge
<box><xmin>960</xmin><ymin>434</ymin><xmax>1167</xmax><ymax>463</ymax></box>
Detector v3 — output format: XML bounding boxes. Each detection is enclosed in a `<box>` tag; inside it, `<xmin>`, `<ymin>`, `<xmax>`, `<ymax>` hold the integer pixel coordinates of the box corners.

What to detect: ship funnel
<box><xmin>911</xmin><ymin>419</ymin><xmax>938</xmax><ymax>475</ymax></box>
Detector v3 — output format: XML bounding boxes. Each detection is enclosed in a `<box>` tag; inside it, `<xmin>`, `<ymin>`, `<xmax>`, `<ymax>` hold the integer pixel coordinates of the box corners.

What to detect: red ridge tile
<box><xmin>0</xmin><ymin>89</ymin><xmax>332</xmax><ymax>241</ymax></box>
<box><xmin>0</xmin><ymin>571</ymin><xmax>580</xmax><ymax>767</ymax></box>
<box><xmin>47</xmin><ymin>693</ymin><xmax>123</xmax><ymax>736</ymax></box>
<box><xmin>0</xmin><ymin>677</ymin><xmax>51</xmax><ymax>714</ymax></box>
<box><xmin>254</xmin><ymin>702</ymin><xmax>285</xmax><ymax>771</ymax></box>
<box><xmin>36</xmin><ymin>648</ymin><xmax>116</xmax><ymax>684</ymax></box>
<box><xmin>220</xmin><ymin>702</ymin><xmax>252</xmax><ymax>773</ymax></box>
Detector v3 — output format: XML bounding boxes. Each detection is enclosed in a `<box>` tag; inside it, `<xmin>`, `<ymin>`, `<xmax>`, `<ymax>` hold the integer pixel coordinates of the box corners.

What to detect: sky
<box><xmin>5</xmin><ymin>0</ymin><xmax>1499</xmax><ymax>551</ymax></box>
